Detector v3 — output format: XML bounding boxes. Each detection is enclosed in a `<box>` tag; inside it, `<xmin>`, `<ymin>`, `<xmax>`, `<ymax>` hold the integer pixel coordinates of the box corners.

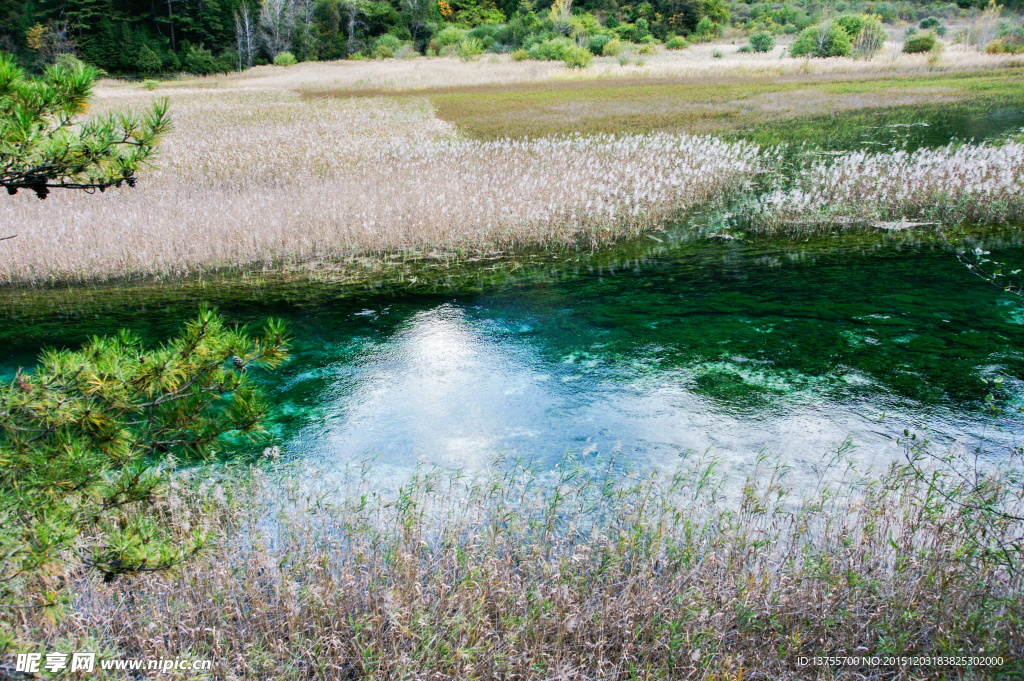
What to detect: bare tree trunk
<box><xmin>167</xmin><ymin>0</ymin><xmax>176</xmax><ymax>51</ymax></box>
<box><xmin>236</xmin><ymin>6</ymin><xmax>256</xmax><ymax>68</ymax></box>
<box><xmin>259</xmin><ymin>0</ymin><xmax>292</xmax><ymax>58</ymax></box>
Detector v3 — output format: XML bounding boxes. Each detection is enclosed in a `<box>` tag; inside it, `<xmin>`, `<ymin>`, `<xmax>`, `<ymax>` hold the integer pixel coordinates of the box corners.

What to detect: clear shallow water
<box><xmin>3</xmin><ymin>230</ymin><xmax>1024</xmax><ymax>479</ymax></box>
<box><xmin>4</xmin><ymin>106</ymin><xmax>1024</xmax><ymax>479</ymax></box>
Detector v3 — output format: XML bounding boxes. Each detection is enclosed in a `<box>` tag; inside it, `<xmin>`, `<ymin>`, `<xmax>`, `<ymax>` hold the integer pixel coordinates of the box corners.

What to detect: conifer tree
<box><xmin>0</xmin><ymin>52</ymin><xmax>169</xmax><ymax>200</ymax></box>
<box><xmin>0</xmin><ymin>308</ymin><xmax>290</xmax><ymax>607</ymax></box>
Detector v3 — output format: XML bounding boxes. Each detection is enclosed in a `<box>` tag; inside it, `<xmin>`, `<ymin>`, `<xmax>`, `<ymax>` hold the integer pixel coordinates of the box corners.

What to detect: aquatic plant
<box><xmin>754</xmin><ymin>141</ymin><xmax>1024</xmax><ymax>229</ymax></box>
<box><xmin>7</xmin><ymin>444</ymin><xmax>1021</xmax><ymax>678</ymax></box>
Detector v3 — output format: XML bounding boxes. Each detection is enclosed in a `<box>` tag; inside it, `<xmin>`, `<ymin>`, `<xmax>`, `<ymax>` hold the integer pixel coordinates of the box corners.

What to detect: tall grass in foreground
<box><xmin>0</xmin><ymin>88</ymin><xmax>760</xmax><ymax>284</ymax></box>
<box><xmin>6</xmin><ymin>445</ymin><xmax>1022</xmax><ymax>679</ymax></box>
<box><xmin>753</xmin><ymin>141</ymin><xmax>1024</xmax><ymax>230</ymax></box>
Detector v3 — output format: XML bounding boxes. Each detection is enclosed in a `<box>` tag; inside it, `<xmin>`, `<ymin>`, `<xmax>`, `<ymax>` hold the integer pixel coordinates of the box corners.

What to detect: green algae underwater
<box><xmin>3</xmin><ymin>100</ymin><xmax>1024</xmax><ymax>478</ymax></box>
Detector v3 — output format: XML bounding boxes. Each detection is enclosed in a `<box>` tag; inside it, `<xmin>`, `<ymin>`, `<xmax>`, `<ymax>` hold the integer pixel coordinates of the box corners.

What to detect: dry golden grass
<box><xmin>7</xmin><ymin>448</ymin><xmax>1022</xmax><ymax>679</ymax></box>
<box><xmin>182</xmin><ymin>40</ymin><xmax>1022</xmax><ymax>95</ymax></box>
<box><xmin>754</xmin><ymin>141</ymin><xmax>1024</xmax><ymax>229</ymax></box>
<box><xmin>0</xmin><ymin>86</ymin><xmax>759</xmax><ymax>284</ymax></box>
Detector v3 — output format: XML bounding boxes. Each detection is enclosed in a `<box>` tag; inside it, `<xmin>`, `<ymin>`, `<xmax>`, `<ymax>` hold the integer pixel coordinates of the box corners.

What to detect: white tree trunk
<box><xmin>259</xmin><ymin>0</ymin><xmax>292</xmax><ymax>59</ymax></box>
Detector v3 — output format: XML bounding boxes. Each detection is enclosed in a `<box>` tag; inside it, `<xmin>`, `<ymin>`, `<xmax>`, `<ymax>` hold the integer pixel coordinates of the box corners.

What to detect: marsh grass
<box><xmin>5</xmin><ymin>442</ymin><xmax>1022</xmax><ymax>680</ymax></box>
<box><xmin>0</xmin><ymin>85</ymin><xmax>760</xmax><ymax>285</ymax></box>
<box><xmin>422</xmin><ymin>69</ymin><xmax>1024</xmax><ymax>141</ymax></box>
<box><xmin>753</xmin><ymin>140</ymin><xmax>1024</xmax><ymax>230</ymax></box>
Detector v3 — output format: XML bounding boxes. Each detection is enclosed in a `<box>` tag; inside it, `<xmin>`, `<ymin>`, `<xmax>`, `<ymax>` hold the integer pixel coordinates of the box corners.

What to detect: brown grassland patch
<box><xmin>319</xmin><ymin>69</ymin><xmax>1024</xmax><ymax>140</ymax></box>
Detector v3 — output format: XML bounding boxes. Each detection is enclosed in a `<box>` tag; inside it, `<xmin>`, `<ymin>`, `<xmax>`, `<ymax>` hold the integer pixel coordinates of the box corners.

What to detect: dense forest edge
<box><xmin>3</xmin><ymin>0</ymin><xmax>1024</xmax><ymax>77</ymax></box>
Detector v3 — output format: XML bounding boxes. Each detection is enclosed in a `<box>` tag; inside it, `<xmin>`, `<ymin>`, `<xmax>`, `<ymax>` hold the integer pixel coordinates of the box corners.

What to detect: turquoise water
<box><xmin>3</xmin><ymin>228</ymin><xmax>1024</xmax><ymax>477</ymax></box>
<box><xmin>3</xmin><ymin>109</ymin><xmax>1024</xmax><ymax>477</ymax></box>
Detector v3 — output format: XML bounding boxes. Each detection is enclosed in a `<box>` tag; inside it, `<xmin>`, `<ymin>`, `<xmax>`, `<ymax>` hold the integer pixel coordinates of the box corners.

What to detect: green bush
<box><xmin>457</xmin><ymin>37</ymin><xmax>485</xmax><ymax>60</ymax></box>
<box><xmin>835</xmin><ymin>14</ymin><xmax>867</xmax><ymax>39</ymax></box>
<box><xmin>903</xmin><ymin>32</ymin><xmax>937</xmax><ymax>53</ymax></box>
<box><xmin>665</xmin><ymin>36</ymin><xmax>689</xmax><ymax>50</ymax></box>
<box><xmin>712</xmin><ymin>48</ymin><xmax>723</xmax><ymax>58</ymax></box>
<box><xmin>919</xmin><ymin>16</ymin><xmax>942</xmax><ymax>30</ymax></box>
<box><xmin>749</xmin><ymin>31</ymin><xmax>775</xmax><ymax>52</ymax></box>
<box><xmin>737</xmin><ymin>44</ymin><xmax>753</xmax><ymax>53</ymax></box>
<box><xmin>638</xmin><ymin>42</ymin><xmax>657</xmax><ymax>55</ymax></box>
<box><xmin>694</xmin><ymin>16</ymin><xmax>717</xmax><ymax>40</ymax></box>
<box><xmin>986</xmin><ymin>33</ymin><xmax>1024</xmax><ymax>54</ymax></box>
<box><xmin>510</xmin><ymin>48</ymin><xmax>529</xmax><ymax>61</ymax></box>
<box><xmin>790</xmin><ymin>22</ymin><xmax>852</xmax><ymax>57</ymax></box>
<box><xmin>602</xmin><ymin>38</ymin><xmax>624</xmax><ymax>56</ymax></box>
<box><xmin>563</xmin><ymin>45</ymin><xmax>593</xmax><ymax>68</ymax></box>
<box><xmin>273</xmin><ymin>50</ymin><xmax>298</xmax><ymax>66</ymax></box>
<box><xmin>587</xmin><ymin>34</ymin><xmax>613</xmax><ymax>55</ymax></box>
<box><xmin>185</xmin><ymin>44</ymin><xmax>217</xmax><ymax>74</ymax></box>
<box><xmin>138</xmin><ymin>44</ymin><xmax>163</xmax><ymax>76</ymax></box>
<box><xmin>528</xmin><ymin>37</ymin><xmax>575</xmax><ymax>61</ymax></box>
<box><xmin>372</xmin><ymin>34</ymin><xmax>403</xmax><ymax>59</ymax></box>
<box><xmin>847</xmin><ymin>13</ymin><xmax>888</xmax><ymax>56</ymax></box>
<box><xmin>434</xmin><ymin>26</ymin><xmax>467</xmax><ymax>48</ymax></box>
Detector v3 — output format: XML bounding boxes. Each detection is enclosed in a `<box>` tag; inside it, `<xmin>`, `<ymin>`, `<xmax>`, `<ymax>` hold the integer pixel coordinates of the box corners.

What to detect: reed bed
<box><xmin>8</xmin><ymin>447</ymin><xmax>1022</xmax><ymax>680</ymax></box>
<box><xmin>0</xmin><ymin>87</ymin><xmax>760</xmax><ymax>284</ymax></box>
<box><xmin>753</xmin><ymin>140</ymin><xmax>1024</xmax><ymax>230</ymax></box>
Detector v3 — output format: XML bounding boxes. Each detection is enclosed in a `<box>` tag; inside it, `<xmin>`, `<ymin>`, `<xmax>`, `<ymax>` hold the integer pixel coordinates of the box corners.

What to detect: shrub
<box><xmin>749</xmin><ymin>31</ymin><xmax>775</xmax><ymax>52</ymax></box>
<box><xmin>903</xmin><ymin>32</ymin><xmax>937</xmax><ymax>53</ymax></box>
<box><xmin>986</xmin><ymin>26</ymin><xmax>1024</xmax><ymax>54</ymax></box>
<box><xmin>587</xmin><ymin>34</ymin><xmax>612</xmax><ymax>55</ymax></box>
<box><xmin>273</xmin><ymin>50</ymin><xmax>298</xmax><ymax>66</ymax></box>
<box><xmin>919</xmin><ymin>16</ymin><xmax>942</xmax><ymax>30</ymax></box>
<box><xmin>563</xmin><ymin>45</ymin><xmax>593</xmax><ymax>68</ymax></box>
<box><xmin>457</xmin><ymin>37</ymin><xmax>485</xmax><ymax>60</ymax></box>
<box><xmin>434</xmin><ymin>26</ymin><xmax>466</xmax><ymax>48</ymax></box>
<box><xmin>665</xmin><ymin>36</ymin><xmax>689</xmax><ymax>49</ymax></box>
<box><xmin>602</xmin><ymin>38</ymin><xmax>624</xmax><ymax>56</ymax></box>
<box><xmin>712</xmin><ymin>48</ymin><xmax>723</xmax><ymax>58</ymax></box>
<box><xmin>142</xmin><ymin>79</ymin><xmax>159</xmax><ymax>90</ymax></box>
<box><xmin>836</xmin><ymin>14</ymin><xmax>867</xmax><ymax>39</ymax></box>
<box><xmin>527</xmin><ymin>36</ymin><xmax>575</xmax><ymax>61</ymax></box>
<box><xmin>510</xmin><ymin>48</ymin><xmax>529</xmax><ymax>61</ymax></box>
<box><xmin>986</xmin><ymin>35</ymin><xmax>1024</xmax><ymax>53</ymax></box>
<box><xmin>617</xmin><ymin>49</ymin><xmax>631</xmax><ymax>65</ymax></box>
<box><xmin>638</xmin><ymin>42</ymin><xmax>657</xmax><ymax>55</ymax></box>
<box><xmin>372</xmin><ymin>34</ymin><xmax>403</xmax><ymax>59</ymax></box>
<box><xmin>851</xmin><ymin>14</ymin><xmax>887</xmax><ymax>57</ymax></box>
<box><xmin>737</xmin><ymin>44</ymin><xmax>753</xmax><ymax>53</ymax></box>
<box><xmin>790</xmin><ymin>22</ymin><xmax>852</xmax><ymax>57</ymax></box>
<box><xmin>138</xmin><ymin>44</ymin><xmax>163</xmax><ymax>76</ymax></box>
<box><xmin>695</xmin><ymin>16</ymin><xmax>717</xmax><ymax>40</ymax></box>
<box><xmin>185</xmin><ymin>44</ymin><xmax>218</xmax><ymax>74</ymax></box>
